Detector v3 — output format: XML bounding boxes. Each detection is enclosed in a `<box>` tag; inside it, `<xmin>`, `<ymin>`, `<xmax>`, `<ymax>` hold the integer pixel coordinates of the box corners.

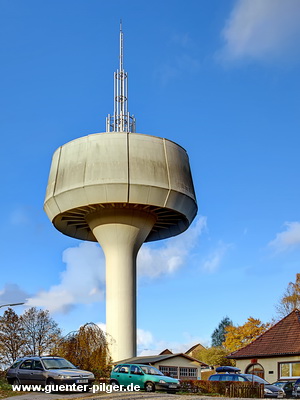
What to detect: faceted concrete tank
<box><xmin>44</xmin><ymin>131</ymin><xmax>197</xmax><ymax>361</ymax></box>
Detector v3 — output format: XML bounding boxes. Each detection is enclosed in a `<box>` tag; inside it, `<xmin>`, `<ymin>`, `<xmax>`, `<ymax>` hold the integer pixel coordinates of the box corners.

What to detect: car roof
<box><xmin>117</xmin><ymin>363</ymin><xmax>152</xmax><ymax>367</ymax></box>
<box><xmin>215</xmin><ymin>366</ymin><xmax>241</xmax><ymax>373</ymax></box>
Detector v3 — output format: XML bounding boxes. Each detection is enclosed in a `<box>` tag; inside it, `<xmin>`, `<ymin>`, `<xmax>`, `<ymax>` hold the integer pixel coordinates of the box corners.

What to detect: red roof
<box><xmin>228</xmin><ymin>309</ymin><xmax>300</xmax><ymax>359</ymax></box>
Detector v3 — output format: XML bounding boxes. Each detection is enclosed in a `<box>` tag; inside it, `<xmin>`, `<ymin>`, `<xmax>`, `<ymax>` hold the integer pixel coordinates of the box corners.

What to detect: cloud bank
<box><xmin>26</xmin><ymin>242</ymin><xmax>106</xmax><ymax>313</ymax></box>
<box><xmin>268</xmin><ymin>221</ymin><xmax>300</xmax><ymax>253</ymax></box>
<box><xmin>26</xmin><ymin>216</ymin><xmax>206</xmax><ymax>313</ymax></box>
<box><xmin>138</xmin><ymin>216</ymin><xmax>207</xmax><ymax>278</ymax></box>
<box><xmin>219</xmin><ymin>0</ymin><xmax>300</xmax><ymax>63</ymax></box>
<box><xmin>0</xmin><ymin>283</ymin><xmax>29</xmax><ymax>305</ymax></box>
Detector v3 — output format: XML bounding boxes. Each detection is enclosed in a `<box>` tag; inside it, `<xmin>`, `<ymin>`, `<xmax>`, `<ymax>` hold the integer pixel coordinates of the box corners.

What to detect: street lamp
<box><xmin>0</xmin><ymin>303</ymin><xmax>25</xmax><ymax>309</ymax></box>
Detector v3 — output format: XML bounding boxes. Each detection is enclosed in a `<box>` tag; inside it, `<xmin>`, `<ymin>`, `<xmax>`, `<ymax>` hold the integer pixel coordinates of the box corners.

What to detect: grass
<box><xmin>0</xmin><ymin>377</ymin><xmax>26</xmax><ymax>399</ymax></box>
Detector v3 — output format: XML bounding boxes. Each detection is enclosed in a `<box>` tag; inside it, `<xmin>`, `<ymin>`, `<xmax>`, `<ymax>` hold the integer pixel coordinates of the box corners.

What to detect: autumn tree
<box><xmin>55</xmin><ymin>323</ymin><xmax>111</xmax><ymax>379</ymax></box>
<box><xmin>276</xmin><ymin>273</ymin><xmax>300</xmax><ymax>318</ymax></box>
<box><xmin>0</xmin><ymin>308</ymin><xmax>26</xmax><ymax>365</ymax></box>
<box><xmin>21</xmin><ymin>307</ymin><xmax>61</xmax><ymax>356</ymax></box>
<box><xmin>223</xmin><ymin>317</ymin><xmax>270</xmax><ymax>352</ymax></box>
<box><xmin>211</xmin><ymin>316</ymin><xmax>232</xmax><ymax>347</ymax></box>
<box><xmin>194</xmin><ymin>346</ymin><xmax>235</xmax><ymax>367</ymax></box>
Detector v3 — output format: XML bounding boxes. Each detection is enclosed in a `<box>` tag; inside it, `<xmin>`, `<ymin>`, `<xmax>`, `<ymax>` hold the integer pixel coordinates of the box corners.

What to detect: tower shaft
<box><xmin>86</xmin><ymin>208</ymin><xmax>156</xmax><ymax>361</ymax></box>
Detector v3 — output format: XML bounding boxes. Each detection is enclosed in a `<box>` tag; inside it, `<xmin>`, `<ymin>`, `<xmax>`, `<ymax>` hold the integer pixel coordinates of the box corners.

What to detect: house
<box><xmin>227</xmin><ymin>309</ymin><xmax>300</xmax><ymax>383</ymax></box>
<box><xmin>185</xmin><ymin>343</ymin><xmax>206</xmax><ymax>358</ymax></box>
<box><xmin>116</xmin><ymin>353</ymin><xmax>209</xmax><ymax>380</ymax></box>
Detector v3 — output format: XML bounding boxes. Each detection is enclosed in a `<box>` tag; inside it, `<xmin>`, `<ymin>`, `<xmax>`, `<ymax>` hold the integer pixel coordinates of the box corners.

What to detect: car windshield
<box><xmin>242</xmin><ymin>374</ymin><xmax>269</xmax><ymax>384</ymax></box>
<box><xmin>272</xmin><ymin>382</ymin><xmax>285</xmax><ymax>387</ymax></box>
<box><xmin>140</xmin><ymin>366</ymin><xmax>163</xmax><ymax>376</ymax></box>
<box><xmin>42</xmin><ymin>358</ymin><xmax>76</xmax><ymax>370</ymax></box>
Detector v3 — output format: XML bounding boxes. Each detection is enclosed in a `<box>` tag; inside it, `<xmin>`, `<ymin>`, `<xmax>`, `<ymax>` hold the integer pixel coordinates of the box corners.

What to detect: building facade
<box><xmin>227</xmin><ymin>309</ymin><xmax>300</xmax><ymax>383</ymax></box>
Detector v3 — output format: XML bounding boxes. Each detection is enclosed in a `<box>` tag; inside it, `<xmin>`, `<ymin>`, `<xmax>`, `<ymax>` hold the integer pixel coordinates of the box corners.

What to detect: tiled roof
<box><xmin>116</xmin><ymin>353</ymin><xmax>208</xmax><ymax>366</ymax></box>
<box><xmin>228</xmin><ymin>309</ymin><xmax>300</xmax><ymax>359</ymax></box>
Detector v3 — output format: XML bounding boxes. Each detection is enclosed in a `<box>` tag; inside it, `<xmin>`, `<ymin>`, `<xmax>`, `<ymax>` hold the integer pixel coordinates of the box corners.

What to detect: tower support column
<box><xmin>86</xmin><ymin>208</ymin><xmax>156</xmax><ymax>362</ymax></box>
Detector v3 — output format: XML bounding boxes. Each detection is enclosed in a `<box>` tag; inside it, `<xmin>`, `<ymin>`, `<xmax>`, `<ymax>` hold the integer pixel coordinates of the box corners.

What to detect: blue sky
<box><xmin>1</xmin><ymin>0</ymin><xmax>300</xmax><ymax>355</ymax></box>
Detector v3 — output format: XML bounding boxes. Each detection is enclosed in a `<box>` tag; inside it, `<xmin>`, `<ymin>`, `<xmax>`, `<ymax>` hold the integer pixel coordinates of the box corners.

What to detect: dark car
<box><xmin>272</xmin><ymin>381</ymin><xmax>295</xmax><ymax>398</ymax></box>
<box><xmin>209</xmin><ymin>369</ymin><xmax>285</xmax><ymax>398</ymax></box>
<box><xmin>6</xmin><ymin>356</ymin><xmax>95</xmax><ymax>391</ymax></box>
<box><xmin>292</xmin><ymin>378</ymin><xmax>300</xmax><ymax>397</ymax></box>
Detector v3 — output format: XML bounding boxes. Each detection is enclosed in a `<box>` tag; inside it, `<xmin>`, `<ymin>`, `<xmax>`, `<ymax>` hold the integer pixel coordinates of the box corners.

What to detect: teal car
<box><xmin>110</xmin><ymin>363</ymin><xmax>180</xmax><ymax>393</ymax></box>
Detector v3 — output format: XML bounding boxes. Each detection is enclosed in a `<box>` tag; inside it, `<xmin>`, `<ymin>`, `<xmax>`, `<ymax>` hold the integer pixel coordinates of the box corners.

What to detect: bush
<box><xmin>180</xmin><ymin>380</ymin><xmax>263</xmax><ymax>398</ymax></box>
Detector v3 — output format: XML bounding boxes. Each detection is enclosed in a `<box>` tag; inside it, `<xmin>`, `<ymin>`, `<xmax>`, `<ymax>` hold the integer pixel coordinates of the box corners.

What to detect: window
<box><xmin>180</xmin><ymin>367</ymin><xmax>188</xmax><ymax>377</ymax></box>
<box><xmin>20</xmin><ymin>360</ymin><xmax>32</xmax><ymax>370</ymax></box>
<box><xmin>32</xmin><ymin>360</ymin><xmax>43</xmax><ymax>370</ymax></box>
<box><xmin>130</xmin><ymin>366</ymin><xmax>142</xmax><ymax>375</ymax></box>
<box><xmin>245</xmin><ymin>363</ymin><xmax>265</xmax><ymax>379</ymax></box>
<box><xmin>159</xmin><ymin>366</ymin><xmax>178</xmax><ymax>378</ymax></box>
<box><xmin>179</xmin><ymin>367</ymin><xmax>197</xmax><ymax>379</ymax></box>
<box><xmin>279</xmin><ymin>362</ymin><xmax>300</xmax><ymax>379</ymax></box>
<box><xmin>220</xmin><ymin>374</ymin><xmax>235</xmax><ymax>381</ymax></box>
<box><xmin>10</xmin><ymin>360</ymin><xmax>22</xmax><ymax>369</ymax></box>
<box><xmin>119</xmin><ymin>365</ymin><xmax>129</xmax><ymax>374</ymax></box>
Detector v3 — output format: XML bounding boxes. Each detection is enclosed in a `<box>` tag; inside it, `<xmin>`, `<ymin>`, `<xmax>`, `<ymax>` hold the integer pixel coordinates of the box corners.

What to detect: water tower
<box><xmin>44</xmin><ymin>26</ymin><xmax>197</xmax><ymax>362</ymax></box>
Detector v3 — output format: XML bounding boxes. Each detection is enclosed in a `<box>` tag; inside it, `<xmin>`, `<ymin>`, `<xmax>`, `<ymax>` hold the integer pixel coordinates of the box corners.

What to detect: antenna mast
<box><xmin>106</xmin><ymin>22</ymin><xmax>136</xmax><ymax>133</ymax></box>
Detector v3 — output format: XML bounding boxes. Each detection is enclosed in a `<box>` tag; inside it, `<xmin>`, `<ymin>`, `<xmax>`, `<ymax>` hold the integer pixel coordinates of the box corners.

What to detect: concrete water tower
<box><xmin>44</xmin><ymin>26</ymin><xmax>197</xmax><ymax>362</ymax></box>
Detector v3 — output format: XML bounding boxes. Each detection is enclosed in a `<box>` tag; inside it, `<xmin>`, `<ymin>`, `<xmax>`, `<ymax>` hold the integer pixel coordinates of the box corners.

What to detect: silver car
<box><xmin>6</xmin><ymin>356</ymin><xmax>95</xmax><ymax>391</ymax></box>
<box><xmin>292</xmin><ymin>379</ymin><xmax>300</xmax><ymax>397</ymax></box>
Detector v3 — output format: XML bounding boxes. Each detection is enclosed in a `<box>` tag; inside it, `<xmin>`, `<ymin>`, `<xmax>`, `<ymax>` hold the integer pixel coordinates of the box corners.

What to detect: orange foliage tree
<box><xmin>276</xmin><ymin>273</ymin><xmax>300</xmax><ymax>317</ymax></box>
<box><xmin>223</xmin><ymin>317</ymin><xmax>270</xmax><ymax>352</ymax></box>
<box><xmin>55</xmin><ymin>322</ymin><xmax>111</xmax><ymax>379</ymax></box>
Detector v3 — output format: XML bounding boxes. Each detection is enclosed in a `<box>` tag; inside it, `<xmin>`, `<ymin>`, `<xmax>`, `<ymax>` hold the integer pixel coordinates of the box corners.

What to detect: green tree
<box><xmin>21</xmin><ymin>307</ymin><xmax>61</xmax><ymax>356</ymax></box>
<box><xmin>194</xmin><ymin>346</ymin><xmax>235</xmax><ymax>366</ymax></box>
<box><xmin>55</xmin><ymin>322</ymin><xmax>111</xmax><ymax>379</ymax></box>
<box><xmin>211</xmin><ymin>316</ymin><xmax>232</xmax><ymax>347</ymax></box>
<box><xmin>0</xmin><ymin>308</ymin><xmax>26</xmax><ymax>365</ymax></box>
<box><xmin>223</xmin><ymin>317</ymin><xmax>270</xmax><ymax>352</ymax></box>
<box><xmin>276</xmin><ymin>273</ymin><xmax>300</xmax><ymax>317</ymax></box>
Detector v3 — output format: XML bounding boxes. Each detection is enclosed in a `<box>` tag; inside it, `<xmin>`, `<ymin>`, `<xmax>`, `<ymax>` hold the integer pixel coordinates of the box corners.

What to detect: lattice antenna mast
<box><xmin>106</xmin><ymin>22</ymin><xmax>136</xmax><ymax>133</ymax></box>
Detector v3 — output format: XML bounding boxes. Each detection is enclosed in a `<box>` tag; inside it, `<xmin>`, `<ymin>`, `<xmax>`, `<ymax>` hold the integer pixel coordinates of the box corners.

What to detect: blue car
<box><xmin>209</xmin><ymin>367</ymin><xmax>285</xmax><ymax>398</ymax></box>
<box><xmin>110</xmin><ymin>363</ymin><xmax>180</xmax><ymax>393</ymax></box>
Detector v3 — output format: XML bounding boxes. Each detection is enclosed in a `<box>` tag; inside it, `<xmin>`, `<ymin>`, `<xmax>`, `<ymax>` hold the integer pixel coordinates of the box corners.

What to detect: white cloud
<box><xmin>137</xmin><ymin>216</ymin><xmax>207</xmax><ymax>278</ymax></box>
<box><xmin>268</xmin><ymin>221</ymin><xmax>300</xmax><ymax>253</ymax></box>
<box><xmin>202</xmin><ymin>242</ymin><xmax>232</xmax><ymax>273</ymax></box>
<box><xmin>137</xmin><ymin>329</ymin><xmax>210</xmax><ymax>356</ymax></box>
<box><xmin>26</xmin><ymin>242</ymin><xmax>106</xmax><ymax>313</ymax></box>
<box><xmin>137</xmin><ymin>328</ymin><xmax>154</xmax><ymax>349</ymax></box>
<box><xmin>95</xmin><ymin>323</ymin><xmax>154</xmax><ymax>352</ymax></box>
<box><xmin>0</xmin><ymin>283</ymin><xmax>29</xmax><ymax>305</ymax></box>
<box><xmin>96</xmin><ymin>322</ymin><xmax>106</xmax><ymax>333</ymax></box>
<box><xmin>26</xmin><ymin>216</ymin><xmax>206</xmax><ymax>313</ymax></box>
<box><xmin>218</xmin><ymin>0</ymin><xmax>300</xmax><ymax>63</ymax></box>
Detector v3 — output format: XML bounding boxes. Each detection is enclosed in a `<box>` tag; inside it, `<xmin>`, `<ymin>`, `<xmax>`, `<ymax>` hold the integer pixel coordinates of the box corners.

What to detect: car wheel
<box><xmin>47</xmin><ymin>378</ymin><xmax>56</xmax><ymax>392</ymax></box>
<box><xmin>145</xmin><ymin>381</ymin><xmax>155</xmax><ymax>392</ymax></box>
<box><xmin>12</xmin><ymin>378</ymin><xmax>20</xmax><ymax>386</ymax></box>
<box><xmin>111</xmin><ymin>379</ymin><xmax>119</xmax><ymax>387</ymax></box>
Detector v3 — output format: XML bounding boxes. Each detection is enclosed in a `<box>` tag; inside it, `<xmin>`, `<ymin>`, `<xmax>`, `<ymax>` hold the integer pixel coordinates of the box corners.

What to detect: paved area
<box><xmin>3</xmin><ymin>391</ymin><xmax>262</xmax><ymax>400</ymax></box>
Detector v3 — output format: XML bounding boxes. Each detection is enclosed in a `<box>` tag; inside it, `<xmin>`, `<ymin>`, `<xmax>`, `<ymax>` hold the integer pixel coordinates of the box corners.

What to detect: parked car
<box><xmin>209</xmin><ymin>368</ymin><xmax>285</xmax><ymax>398</ymax></box>
<box><xmin>6</xmin><ymin>356</ymin><xmax>95</xmax><ymax>391</ymax></box>
<box><xmin>272</xmin><ymin>381</ymin><xmax>295</xmax><ymax>398</ymax></box>
<box><xmin>292</xmin><ymin>378</ymin><xmax>300</xmax><ymax>397</ymax></box>
<box><xmin>110</xmin><ymin>363</ymin><xmax>180</xmax><ymax>393</ymax></box>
